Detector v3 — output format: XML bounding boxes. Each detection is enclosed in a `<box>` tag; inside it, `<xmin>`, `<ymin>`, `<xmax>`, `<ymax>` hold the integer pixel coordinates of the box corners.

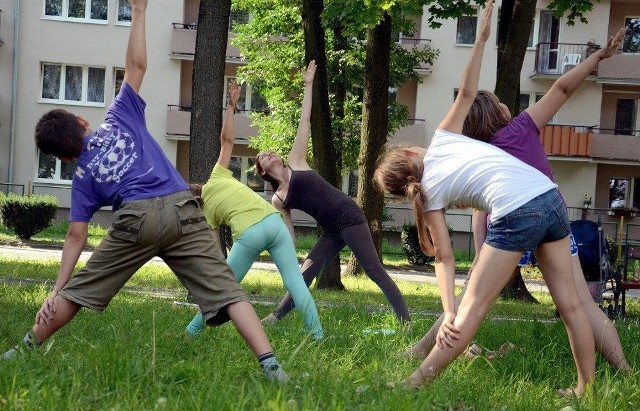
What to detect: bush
<box><xmin>400</xmin><ymin>223</ymin><xmax>434</xmax><ymax>265</ymax></box>
<box><xmin>0</xmin><ymin>194</ymin><xmax>58</xmax><ymax>240</ymax></box>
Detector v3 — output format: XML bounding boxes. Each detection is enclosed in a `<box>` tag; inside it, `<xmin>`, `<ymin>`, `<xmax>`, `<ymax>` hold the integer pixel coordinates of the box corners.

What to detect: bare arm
<box><xmin>425</xmin><ymin>209</ymin><xmax>461</xmax><ymax>348</ymax></box>
<box><xmin>287</xmin><ymin>60</ymin><xmax>316</xmax><ymax>170</ymax></box>
<box><xmin>526</xmin><ymin>27</ymin><xmax>626</xmax><ymax>129</ymax></box>
<box><xmin>273</xmin><ymin>197</ymin><xmax>296</xmax><ymax>242</ymax></box>
<box><xmin>217</xmin><ymin>81</ymin><xmax>241</xmax><ymax>169</ymax></box>
<box><xmin>36</xmin><ymin>222</ymin><xmax>88</xmax><ymax>325</ymax></box>
<box><xmin>123</xmin><ymin>0</ymin><xmax>148</xmax><ymax>94</ymax></box>
<box><xmin>438</xmin><ymin>0</ymin><xmax>493</xmax><ymax>133</ymax></box>
<box><xmin>471</xmin><ymin>209</ymin><xmax>488</xmax><ymax>266</ymax></box>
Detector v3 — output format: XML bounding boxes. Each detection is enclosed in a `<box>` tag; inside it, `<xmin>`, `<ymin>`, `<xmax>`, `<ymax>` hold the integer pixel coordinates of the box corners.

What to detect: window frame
<box><xmin>35</xmin><ymin>151</ymin><xmax>77</xmax><ymax>184</ymax></box>
<box><xmin>113</xmin><ymin>67</ymin><xmax>125</xmax><ymax>98</ymax></box>
<box><xmin>455</xmin><ymin>12</ymin><xmax>478</xmax><ymax>46</ymax></box>
<box><xmin>40</xmin><ymin>62</ymin><xmax>107</xmax><ymax>107</ymax></box>
<box><xmin>623</xmin><ymin>16</ymin><xmax>640</xmax><ymax>54</ymax></box>
<box><xmin>115</xmin><ymin>0</ymin><xmax>132</xmax><ymax>25</ymax></box>
<box><xmin>223</xmin><ymin>76</ymin><xmax>268</xmax><ymax>113</ymax></box>
<box><xmin>229</xmin><ymin>155</ymin><xmax>267</xmax><ymax>192</ymax></box>
<box><xmin>42</xmin><ymin>0</ymin><xmax>109</xmax><ymax>24</ymax></box>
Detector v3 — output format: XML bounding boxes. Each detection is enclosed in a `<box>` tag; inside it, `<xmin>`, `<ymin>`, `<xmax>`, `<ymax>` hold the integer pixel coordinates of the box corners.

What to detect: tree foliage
<box><xmin>232</xmin><ymin>0</ymin><xmax>437</xmax><ymax>171</ymax></box>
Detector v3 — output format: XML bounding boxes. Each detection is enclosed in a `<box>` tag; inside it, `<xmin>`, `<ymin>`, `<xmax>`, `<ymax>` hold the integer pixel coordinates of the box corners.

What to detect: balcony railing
<box><xmin>540</xmin><ymin>124</ymin><xmax>640</xmax><ymax>162</ymax></box>
<box><xmin>170</xmin><ymin>23</ymin><xmax>242</xmax><ymax>60</ymax></box>
<box><xmin>398</xmin><ymin>37</ymin><xmax>432</xmax><ymax>74</ymax></box>
<box><xmin>533</xmin><ymin>42</ymin><xmax>600</xmax><ymax>76</ymax></box>
<box><xmin>165</xmin><ymin>105</ymin><xmax>259</xmax><ymax>140</ymax></box>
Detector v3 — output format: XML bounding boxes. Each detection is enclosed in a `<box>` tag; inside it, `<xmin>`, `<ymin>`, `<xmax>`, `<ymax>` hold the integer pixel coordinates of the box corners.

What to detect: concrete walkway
<box><xmin>0</xmin><ymin>244</ymin><xmax>637</xmax><ymax>300</ymax></box>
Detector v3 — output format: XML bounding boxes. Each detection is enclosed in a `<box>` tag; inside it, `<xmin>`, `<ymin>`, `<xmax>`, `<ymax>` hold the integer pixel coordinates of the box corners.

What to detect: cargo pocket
<box><xmin>109</xmin><ymin>209</ymin><xmax>146</xmax><ymax>243</ymax></box>
<box><xmin>176</xmin><ymin>198</ymin><xmax>209</xmax><ymax>234</ymax></box>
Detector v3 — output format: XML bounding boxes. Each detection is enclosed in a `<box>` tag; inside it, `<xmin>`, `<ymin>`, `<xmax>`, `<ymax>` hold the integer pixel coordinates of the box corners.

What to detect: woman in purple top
<box><xmin>406</xmin><ymin>27</ymin><xmax>631</xmax><ymax>375</ymax></box>
<box><xmin>255</xmin><ymin>61</ymin><xmax>411</xmax><ymax>325</ymax></box>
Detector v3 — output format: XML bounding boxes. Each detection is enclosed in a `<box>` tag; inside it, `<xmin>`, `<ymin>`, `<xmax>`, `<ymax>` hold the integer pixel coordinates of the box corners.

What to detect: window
<box><xmin>609</xmin><ymin>178</ymin><xmax>630</xmax><ymax>208</ymax></box>
<box><xmin>229</xmin><ymin>10</ymin><xmax>249</xmax><ymax>31</ymax></box>
<box><xmin>44</xmin><ymin>0</ymin><xmax>108</xmax><ymax>22</ymax></box>
<box><xmin>41</xmin><ymin>63</ymin><xmax>106</xmax><ymax>105</ymax></box>
<box><xmin>37</xmin><ymin>152</ymin><xmax>77</xmax><ymax>182</ymax></box>
<box><xmin>114</xmin><ymin>68</ymin><xmax>125</xmax><ymax>98</ymax></box>
<box><xmin>615</xmin><ymin>98</ymin><xmax>637</xmax><ymax>135</ymax></box>
<box><xmin>456</xmin><ymin>13</ymin><xmax>477</xmax><ymax>45</ymax></box>
<box><xmin>624</xmin><ymin>17</ymin><xmax>640</xmax><ymax>53</ymax></box>
<box><xmin>224</xmin><ymin>77</ymin><xmax>269</xmax><ymax>113</ymax></box>
<box><xmin>117</xmin><ymin>0</ymin><xmax>131</xmax><ymax>23</ymax></box>
<box><xmin>229</xmin><ymin>156</ymin><xmax>266</xmax><ymax>191</ymax></box>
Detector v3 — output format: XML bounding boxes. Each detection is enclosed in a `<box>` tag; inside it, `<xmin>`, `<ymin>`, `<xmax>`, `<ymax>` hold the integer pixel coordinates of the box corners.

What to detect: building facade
<box><xmin>0</xmin><ymin>0</ymin><xmax>639</xmax><ymax>227</ymax></box>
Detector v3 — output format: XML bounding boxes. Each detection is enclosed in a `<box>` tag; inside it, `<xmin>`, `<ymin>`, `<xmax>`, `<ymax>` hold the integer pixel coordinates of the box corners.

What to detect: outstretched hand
<box><xmin>36</xmin><ymin>290</ymin><xmax>58</xmax><ymax>325</ymax></box>
<box><xmin>600</xmin><ymin>27</ymin><xmax>627</xmax><ymax>60</ymax></box>
<box><xmin>436</xmin><ymin>312</ymin><xmax>461</xmax><ymax>349</ymax></box>
<box><xmin>129</xmin><ymin>0</ymin><xmax>148</xmax><ymax>8</ymax></box>
<box><xmin>227</xmin><ymin>80</ymin><xmax>241</xmax><ymax>108</ymax></box>
<box><xmin>303</xmin><ymin>60</ymin><xmax>316</xmax><ymax>86</ymax></box>
<box><xmin>477</xmin><ymin>0</ymin><xmax>494</xmax><ymax>43</ymax></box>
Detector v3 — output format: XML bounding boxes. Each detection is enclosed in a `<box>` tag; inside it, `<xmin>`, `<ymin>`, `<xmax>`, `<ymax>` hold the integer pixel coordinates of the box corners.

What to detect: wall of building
<box><xmin>0</xmin><ymin>0</ymin><xmax>15</xmax><ymax>183</ymax></box>
<box><xmin>11</xmin><ymin>1</ymin><xmax>182</xmax><ymax>188</ymax></box>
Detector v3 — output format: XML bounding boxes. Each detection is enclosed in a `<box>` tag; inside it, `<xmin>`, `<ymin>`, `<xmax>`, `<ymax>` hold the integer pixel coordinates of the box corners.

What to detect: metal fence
<box><xmin>0</xmin><ymin>182</ymin><xmax>25</xmax><ymax>196</ymax></box>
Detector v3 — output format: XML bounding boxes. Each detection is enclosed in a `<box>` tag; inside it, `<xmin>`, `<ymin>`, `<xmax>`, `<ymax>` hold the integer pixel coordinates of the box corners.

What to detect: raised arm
<box><xmin>123</xmin><ymin>0</ymin><xmax>148</xmax><ymax>94</ymax></box>
<box><xmin>287</xmin><ymin>60</ymin><xmax>316</xmax><ymax>170</ymax></box>
<box><xmin>527</xmin><ymin>27</ymin><xmax>626</xmax><ymax>129</ymax></box>
<box><xmin>217</xmin><ymin>81</ymin><xmax>241</xmax><ymax>169</ymax></box>
<box><xmin>438</xmin><ymin>0</ymin><xmax>493</xmax><ymax>133</ymax></box>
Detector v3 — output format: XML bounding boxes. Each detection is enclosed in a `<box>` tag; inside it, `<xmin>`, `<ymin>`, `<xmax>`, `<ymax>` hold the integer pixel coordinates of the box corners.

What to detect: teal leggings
<box><xmin>186</xmin><ymin>213</ymin><xmax>323</xmax><ymax>339</ymax></box>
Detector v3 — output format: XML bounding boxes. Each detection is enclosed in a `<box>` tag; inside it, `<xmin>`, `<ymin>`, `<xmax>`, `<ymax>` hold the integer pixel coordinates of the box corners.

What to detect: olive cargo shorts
<box><xmin>58</xmin><ymin>190</ymin><xmax>247</xmax><ymax>326</ymax></box>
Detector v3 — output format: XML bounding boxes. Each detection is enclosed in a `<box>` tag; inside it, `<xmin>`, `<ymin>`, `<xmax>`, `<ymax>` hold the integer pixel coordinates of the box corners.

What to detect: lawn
<box><xmin>2</xmin><ymin>254</ymin><xmax>640</xmax><ymax>410</ymax></box>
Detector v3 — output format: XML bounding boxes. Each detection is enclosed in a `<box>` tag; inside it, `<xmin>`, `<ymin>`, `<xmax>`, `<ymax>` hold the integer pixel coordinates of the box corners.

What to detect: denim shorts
<box><xmin>517</xmin><ymin>232</ymin><xmax>578</xmax><ymax>266</ymax></box>
<box><xmin>486</xmin><ymin>188</ymin><xmax>570</xmax><ymax>253</ymax></box>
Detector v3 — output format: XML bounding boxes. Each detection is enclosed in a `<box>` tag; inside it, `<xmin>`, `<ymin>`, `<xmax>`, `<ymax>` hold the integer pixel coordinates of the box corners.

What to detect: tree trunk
<box><xmin>190</xmin><ymin>1</ymin><xmax>231</xmax><ymax>256</ymax></box>
<box><xmin>499</xmin><ymin>267</ymin><xmax>539</xmax><ymax>303</ymax></box>
<box><xmin>495</xmin><ymin>0</ymin><xmax>536</xmax><ymax>113</ymax></box>
<box><xmin>494</xmin><ymin>0</ymin><xmax>538</xmax><ymax>301</ymax></box>
<box><xmin>302</xmin><ymin>0</ymin><xmax>343</xmax><ymax>290</ymax></box>
<box><xmin>345</xmin><ymin>13</ymin><xmax>392</xmax><ymax>276</ymax></box>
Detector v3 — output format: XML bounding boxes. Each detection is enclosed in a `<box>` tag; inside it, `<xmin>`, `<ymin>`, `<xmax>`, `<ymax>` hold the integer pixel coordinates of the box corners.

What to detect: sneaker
<box><xmin>263</xmin><ymin>363</ymin><xmax>289</xmax><ymax>384</ymax></box>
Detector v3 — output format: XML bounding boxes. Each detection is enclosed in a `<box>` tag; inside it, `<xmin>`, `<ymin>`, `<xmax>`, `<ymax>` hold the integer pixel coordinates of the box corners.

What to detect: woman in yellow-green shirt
<box><xmin>185</xmin><ymin>82</ymin><xmax>322</xmax><ymax>340</ymax></box>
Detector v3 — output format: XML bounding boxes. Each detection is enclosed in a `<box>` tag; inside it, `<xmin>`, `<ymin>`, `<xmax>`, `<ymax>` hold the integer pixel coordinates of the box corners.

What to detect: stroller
<box><xmin>570</xmin><ymin>219</ymin><xmax>619</xmax><ymax>318</ymax></box>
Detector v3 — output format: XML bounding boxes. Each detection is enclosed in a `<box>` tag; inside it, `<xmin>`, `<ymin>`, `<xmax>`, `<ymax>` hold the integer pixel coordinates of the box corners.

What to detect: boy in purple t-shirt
<box><xmin>2</xmin><ymin>0</ymin><xmax>287</xmax><ymax>383</ymax></box>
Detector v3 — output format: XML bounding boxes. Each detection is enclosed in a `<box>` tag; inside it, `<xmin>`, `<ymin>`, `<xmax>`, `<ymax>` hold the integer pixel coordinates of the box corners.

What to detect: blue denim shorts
<box><xmin>517</xmin><ymin>232</ymin><xmax>578</xmax><ymax>266</ymax></box>
<box><xmin>486</xmin><ymin>189</ymin><xmax>570</xmax><ymax>253</ymax></box>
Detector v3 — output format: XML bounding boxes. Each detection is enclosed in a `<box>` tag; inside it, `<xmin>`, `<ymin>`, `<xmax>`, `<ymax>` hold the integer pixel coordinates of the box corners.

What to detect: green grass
<box><xmin>2</xmin><ymin>256</ymin><xmax>640</xmax><ymax>409</ymax></box>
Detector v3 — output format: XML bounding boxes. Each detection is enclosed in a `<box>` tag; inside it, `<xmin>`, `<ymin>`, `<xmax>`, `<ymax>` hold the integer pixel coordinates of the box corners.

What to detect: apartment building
<box><xmin>0</xmin><ymin>0</ymin><xmax>638</xmax><ymax>226</ymax></box>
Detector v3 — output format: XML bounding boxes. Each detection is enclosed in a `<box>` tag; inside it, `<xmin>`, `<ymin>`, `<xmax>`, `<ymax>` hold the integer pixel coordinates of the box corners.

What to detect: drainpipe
<box><xmin>8</xmin><ymin>0</ymin><xmax>19</xmax><ymax>183</ymax></box>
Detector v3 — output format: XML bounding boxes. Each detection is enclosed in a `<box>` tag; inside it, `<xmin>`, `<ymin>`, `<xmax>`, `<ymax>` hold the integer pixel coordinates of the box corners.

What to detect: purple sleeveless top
<box><xmin>283</xmin><ymin>168</ymin><xmax>366</xmax><ymax>234</ymax></box>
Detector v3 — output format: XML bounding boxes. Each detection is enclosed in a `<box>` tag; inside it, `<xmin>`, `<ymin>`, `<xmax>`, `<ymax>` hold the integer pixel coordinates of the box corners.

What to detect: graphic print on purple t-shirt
<box><xmin>69</xmin><ymin>83</ymin><xmax>188</xmax><ymax>222</ymax></box>
<box><xmin>82</xmin><ymin>124</ymin><xmax>139</xmax><ymax>184</ymax></box>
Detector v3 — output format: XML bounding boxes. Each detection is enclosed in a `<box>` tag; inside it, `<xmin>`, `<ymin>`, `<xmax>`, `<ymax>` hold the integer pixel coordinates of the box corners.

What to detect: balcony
<box><xmin>391</xmin><ymin>119</ymin><xmax>427</xmax><ymax>146</ymax></box>
<box><xmin>540</xmin><ymin>124</ymin><xmax>640</xmax><ymax>163</ymax></box>
<box><xmin>532</xmin><ymin>42</ymin><xmax>599</xmax><ymax>78</ymax></box>
<box><xmin>165</xmin><ymin>105</ymin><xmax>258</xmax><ymax>141</ymax></box>
<box><xmin>540</xmin><ymin>124</ymin><xmax>592</xmax><ymax>157</ymax></box>
<box><xmin>169</xmin><ymin>23</ymin><xmax>243</xmax><ymax>62</ymax></box>
<box><xmin>398</xmin><ymin>37</ymin><xmax>433</xmax><ymax>76</ymax></box>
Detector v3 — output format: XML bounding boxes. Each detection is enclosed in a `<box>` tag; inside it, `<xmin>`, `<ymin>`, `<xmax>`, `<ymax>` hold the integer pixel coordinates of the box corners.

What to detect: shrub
<box><xmin>400</xmin><ymin>223</ymin><xmax>434</xmax><ymax>265</ymax></box>
<box><xmin>0</xmin><ymin>194</ymin><xmax>58</xmax><ymax>240</ymax></box>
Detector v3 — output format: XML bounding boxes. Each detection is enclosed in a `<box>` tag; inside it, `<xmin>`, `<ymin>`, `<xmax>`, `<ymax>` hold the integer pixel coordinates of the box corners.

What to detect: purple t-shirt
<box><xmin>490</xmin><ymin>111</ymin><xmax>555</xmax><ymax>182</ymax></box>
<box><xmin>69</xmin><ymin>82</ymin><xmax>188</xmax><ymax>222</ymax></box>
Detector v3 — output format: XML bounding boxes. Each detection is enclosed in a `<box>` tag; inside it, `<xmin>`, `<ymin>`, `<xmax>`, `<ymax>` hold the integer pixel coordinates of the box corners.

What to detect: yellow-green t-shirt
<box><xmin>201</xmin><ymin>163</ymin><xmax>278</xmax><ymax>239</ymax></box>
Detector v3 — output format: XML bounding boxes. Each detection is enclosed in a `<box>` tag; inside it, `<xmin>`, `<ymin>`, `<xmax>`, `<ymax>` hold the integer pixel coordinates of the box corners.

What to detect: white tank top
<box><xmin>422</xmin><ymin>129</ymin><xmax>557</xmax><ymax>222</ymax></box>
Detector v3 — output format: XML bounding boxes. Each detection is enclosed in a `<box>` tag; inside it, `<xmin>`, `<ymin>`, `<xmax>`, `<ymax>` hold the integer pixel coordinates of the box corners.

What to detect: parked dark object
<box><xmin>0</xmin><ymin>194</ymin><xmax>58</xmax><ymax>240</ymax></box>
